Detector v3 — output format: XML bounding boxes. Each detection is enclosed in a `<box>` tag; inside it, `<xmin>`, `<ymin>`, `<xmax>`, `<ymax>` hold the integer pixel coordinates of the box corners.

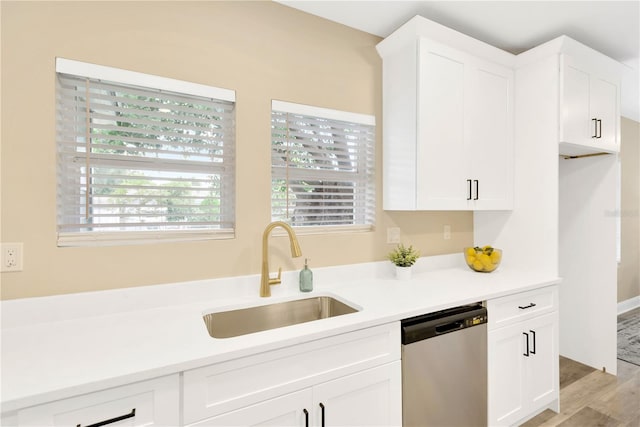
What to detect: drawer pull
<box><xmin>518</xmin><ymin>303</ymin><xmax>537</xmax><ymax>310</ymax></box>
<box><xmin>303</xmin><ymin>408</ymin><xmax>309</xmax><ymax>427</ymax></box>
<box><xmin>320</xmin><ymin>402</ymin><xmax>326</xmax><ymax>427</ymax></box>
<box><xmin>77</xmin><ymin>408</ymin><xmax>136</xmax><ymax>427</ymax></box>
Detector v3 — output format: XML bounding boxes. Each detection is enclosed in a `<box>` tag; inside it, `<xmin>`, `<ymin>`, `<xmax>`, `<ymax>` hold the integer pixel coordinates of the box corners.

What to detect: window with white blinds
<box><xmin>56</xmin><ymin>58</ymin><xmax>236</xmax><ymax>246</ymax></box>
<box><xmin>271</xmin><ymin>100</ymin><xmax>375</xmax><ymax>232</ymax></box>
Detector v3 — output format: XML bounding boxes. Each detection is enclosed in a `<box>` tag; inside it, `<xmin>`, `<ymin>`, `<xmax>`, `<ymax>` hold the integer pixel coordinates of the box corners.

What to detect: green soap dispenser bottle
<box><xmin>299</xmin><ymin>258</ymin><xmax>313</xmax><ymax>292</ymax></box>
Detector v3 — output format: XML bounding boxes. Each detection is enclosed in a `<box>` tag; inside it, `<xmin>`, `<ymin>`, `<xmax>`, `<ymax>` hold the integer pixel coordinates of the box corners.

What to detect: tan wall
<box><xmin>0</xmin><ymin>1</ymin><xmax>473</xmax><ymax>299</ymax></box>
<box><xmin>618</xmin><ymin>116</ymin><xmax>640</xmax><ymax>303</ymax></box>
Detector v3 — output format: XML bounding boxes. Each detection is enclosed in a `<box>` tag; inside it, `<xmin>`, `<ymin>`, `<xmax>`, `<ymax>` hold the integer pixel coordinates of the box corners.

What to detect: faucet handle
<box><xmin>268</xmin><ymin>267</ymin><xmax>282</xmax><ymax>286</ymax></box>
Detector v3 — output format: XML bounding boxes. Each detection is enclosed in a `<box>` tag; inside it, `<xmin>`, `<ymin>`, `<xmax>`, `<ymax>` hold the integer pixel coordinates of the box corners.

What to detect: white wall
<box><xmin>618</xmin><ymin>117</ymin><xmax>640</xmax><ymax>306</ymax></box>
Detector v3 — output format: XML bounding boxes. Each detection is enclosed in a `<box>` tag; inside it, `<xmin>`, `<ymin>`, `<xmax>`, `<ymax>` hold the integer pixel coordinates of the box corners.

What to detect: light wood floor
<box><xmin>523</xmin><ymin>309</ymin><xmax>640</xmax><ymax>427</ymax></box>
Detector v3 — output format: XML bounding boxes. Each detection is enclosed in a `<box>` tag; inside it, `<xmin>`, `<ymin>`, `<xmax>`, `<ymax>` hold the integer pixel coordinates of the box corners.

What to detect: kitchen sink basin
<box><xmin>203</xmin><ymin>296</ymin><xmax>359</xmax><ymax>338</ymax></box>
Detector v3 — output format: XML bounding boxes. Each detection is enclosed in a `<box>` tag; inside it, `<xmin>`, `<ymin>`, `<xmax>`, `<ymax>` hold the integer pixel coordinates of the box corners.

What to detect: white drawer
<box><xmin>183</xmin><ymin>322</ymin><xmax>400</xmax><ymax>424</ymax></box>
<box><xmin>16</xmin><ymin>375</ymin><xmax>179</xmax><ymax>427</ymax></box>
<box><xmin>487</xmin><ymin>285</ymin><xmax>558</xmax><ymax>329</ymax></box>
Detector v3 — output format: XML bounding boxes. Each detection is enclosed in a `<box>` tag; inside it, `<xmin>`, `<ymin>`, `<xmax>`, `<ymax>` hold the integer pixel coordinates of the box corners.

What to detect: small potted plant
<box><xmin>387</xmin><ymin>243</ymin><xmax>420</xmax><ymax>280</ymax></box>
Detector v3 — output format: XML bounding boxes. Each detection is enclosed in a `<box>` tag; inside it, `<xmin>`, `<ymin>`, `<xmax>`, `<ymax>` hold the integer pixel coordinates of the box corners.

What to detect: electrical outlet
<box><xmin>443</xmin><ymin>225</ymin><xmax>451</xmax><ymax>240</ymax></box>
<box><xmin>387</xmin><ymin>227</ymin><xmax>401</xmax><ymax>244</ymax></box>
<box><xmin>2</xmin><ymin>243</ymin><xmax>23</xmax><ymax>272</ymax></box>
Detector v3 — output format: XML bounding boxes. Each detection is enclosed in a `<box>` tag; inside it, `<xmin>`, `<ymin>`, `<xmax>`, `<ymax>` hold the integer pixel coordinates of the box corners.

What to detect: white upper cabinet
<box><xmin>415</xmin><ymin>40</ymin><xmax>468</xmax><ymax>210</ymax></box>
<box><xmin>560</xmin><ymin>53</ymin><xmax>621</xmax><ymax>156</ymax></box>
<box><xmin>378</xmin><ymin>17</ymin><xmax>514</xmax><ymax>211</ymax></box>
<box><xmin>469</xmin><ymin>57</ymin><xmax>514</xmax><ymax>210</ymax></box>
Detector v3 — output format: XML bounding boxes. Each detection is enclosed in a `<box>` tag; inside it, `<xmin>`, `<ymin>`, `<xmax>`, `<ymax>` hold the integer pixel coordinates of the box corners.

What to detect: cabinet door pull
<box><xmin>597</xmin><ymin>119</ymin><xmax>602</xmax><ymax>139</ymax></box>
<box><xmin>518</xmin><ymin>302</ymin><xmax>537</xmax><ymax>310</ymax></box>
<box><xmin>77</xmin><ymin>408</ymin><xmax>136</xmax><ymax>427</ymax></box>
<box><xmin>530</xmin><ymin>330</ymin><xmax>537</xmax><ymax>355</ymax></box>
<box><xmin>523</xmin><ymin>332</ymin><xmax>530</xmax><ymax>357</ymax></box>
<box><xmin>303</xmin><ymin>408</ymin><xmax>309</xmax><ymax>427</ymax></box>
<box><xmin>474</xmin><ymin>180</ymin><xmax>479</xmax><ymax>200</ymax></box>
<box><xmin>592</xmin><ymin>118</ymin><xmax>598</xmax><ymax>138</ymax></box>
<box><xmin>320</xmin><ymin>402</ymin><xmax>326</xmax><ymax>427</ymax></box>
<box><xmin>467</xmin><ymin>179</ymin><xmax>472</xmax><ymax>200</ymax></box>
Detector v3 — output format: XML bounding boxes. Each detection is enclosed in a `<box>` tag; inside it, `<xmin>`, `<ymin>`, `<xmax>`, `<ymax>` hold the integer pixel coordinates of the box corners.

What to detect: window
<box><xmin>271</xmin><ymin>100</ymin><xmax>375</xmax><ymax>232</ymax></box>
<box><xmin>56</xmin><ymin>58</ymin><xmax>235</xmax><ymax>246</ymax></box>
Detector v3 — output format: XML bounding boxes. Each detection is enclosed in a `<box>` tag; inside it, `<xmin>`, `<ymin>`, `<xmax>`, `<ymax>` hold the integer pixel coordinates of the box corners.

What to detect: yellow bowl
<box><xmin>464</xmin><ymin>247</ymin><xmax>502</xmax><ymax>273</ymax></box>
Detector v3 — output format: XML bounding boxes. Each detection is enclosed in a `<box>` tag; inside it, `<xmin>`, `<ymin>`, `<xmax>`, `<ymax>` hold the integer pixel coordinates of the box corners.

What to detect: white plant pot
<box><xmin>395</xmin><ymin>266</ymin><xmax>412</xmax><ymax>280</ymax></box>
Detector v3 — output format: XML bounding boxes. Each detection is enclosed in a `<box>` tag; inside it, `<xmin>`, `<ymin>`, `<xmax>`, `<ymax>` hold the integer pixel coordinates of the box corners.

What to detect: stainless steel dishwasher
<box><xmin>401</xmin><ymin>303</ymin><xmax>488</xmax><ymax>427</ymax></box>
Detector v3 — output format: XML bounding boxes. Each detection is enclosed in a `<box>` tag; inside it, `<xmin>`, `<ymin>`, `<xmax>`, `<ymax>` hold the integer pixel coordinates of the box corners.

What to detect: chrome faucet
<box><xmin>260</xmin><ymin>221</ymin><xmax>302</xmax><ymax>297</ymax></box>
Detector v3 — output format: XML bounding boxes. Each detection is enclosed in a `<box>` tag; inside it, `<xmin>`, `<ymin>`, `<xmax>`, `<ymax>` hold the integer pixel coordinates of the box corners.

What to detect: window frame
<box><xmin>55</xmin><ymin>58</ymin><xmax>236</xmax><ymax>247</ymax></box>
<box><xmin>270</xmin><ymin>100</ymin><xmax>376</xmax><ymax>234</ymax></box>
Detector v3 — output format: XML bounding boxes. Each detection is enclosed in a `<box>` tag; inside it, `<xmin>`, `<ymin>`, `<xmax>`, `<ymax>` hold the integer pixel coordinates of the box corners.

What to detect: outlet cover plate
<box><xmin>387</xmin><ymin>227</ymin><xmax>401</xmax><ymax>244</ymax></box>
<box><xmin>2</xmin><ymin>243</ymin><xmax>23</xmax><ymax>272</ymax></box>
<box><xmin>444</xmin><ymin>225</ymin><xmax>451</xmax><ymax>240</ymax></box>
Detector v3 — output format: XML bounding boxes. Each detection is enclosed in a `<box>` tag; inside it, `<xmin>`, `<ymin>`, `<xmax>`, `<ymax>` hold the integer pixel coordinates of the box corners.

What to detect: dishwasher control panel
<box><xmin>401</xmin><ymin>303</ymin><xmax>487</xmax><ymax>344</ymax></box>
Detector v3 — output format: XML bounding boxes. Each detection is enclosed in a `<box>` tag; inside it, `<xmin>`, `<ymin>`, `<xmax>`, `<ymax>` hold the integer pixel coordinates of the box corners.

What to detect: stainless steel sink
<box><xmin>203</xmin><ymin>296</ymin><xmax>359</xmax><ymax>338</ymax></box>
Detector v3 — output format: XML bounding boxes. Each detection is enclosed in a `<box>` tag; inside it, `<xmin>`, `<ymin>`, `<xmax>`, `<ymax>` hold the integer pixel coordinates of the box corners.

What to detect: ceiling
<box><xmin>277</xmin><ymin>1</ymin><xmax>640</xmax><ymax>121</ymax></box>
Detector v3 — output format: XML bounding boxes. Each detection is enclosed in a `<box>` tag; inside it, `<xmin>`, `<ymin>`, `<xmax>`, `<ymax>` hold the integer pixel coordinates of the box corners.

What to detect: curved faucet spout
<box><xmin>260</xmin><ymin>221</ymin><xmax>302</xmax><ymax>297</ymax></box>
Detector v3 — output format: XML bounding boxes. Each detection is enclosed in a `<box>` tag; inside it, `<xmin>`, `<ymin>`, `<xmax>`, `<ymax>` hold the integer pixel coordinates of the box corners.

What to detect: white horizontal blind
<box><xmin>56</xmin><ymin>61</ymin><xmax>235</xmax><ymax>245</ymax></box>
<box><xmin>271</xmin><ymin>101</ymin><xmax>375</xmax><ymax>230</ymax></box>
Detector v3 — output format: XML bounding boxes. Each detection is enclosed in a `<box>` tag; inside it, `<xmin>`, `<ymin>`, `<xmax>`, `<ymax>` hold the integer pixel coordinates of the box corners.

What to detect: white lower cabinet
<box><xmin>190</xmin><ymin>362</ymin><xmax>402</xmax><ymax>427</ymax></box>
<box><xmin>313</xmin><ymin>361</ymin><xmax>402</xmax><ymax>427</ymax></box>
<box><xmin>15</xmin><ymin>374</ymin><xmax>180</xmax><ymax>427</ymax></box>
<box><xmin>183</xmin><ymin>322</ymin><xmax>402</xmax><ymax>427</ymax></box>
<box><xmin>487</xmin><ymin>286</ymin><xmax>559</xmax><ymax>426</ymax></box>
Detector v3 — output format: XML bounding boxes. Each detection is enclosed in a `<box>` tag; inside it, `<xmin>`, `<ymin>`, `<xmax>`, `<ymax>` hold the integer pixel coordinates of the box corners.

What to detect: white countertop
<box><xmin>0</xmin><ymin>255</ymin><xmax>560</xmax><ymax>413</ymax></box>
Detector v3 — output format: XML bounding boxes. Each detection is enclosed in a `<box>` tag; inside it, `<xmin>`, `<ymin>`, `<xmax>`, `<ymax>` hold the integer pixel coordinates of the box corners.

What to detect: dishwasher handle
<box><xmin>435</xmin><ymin>320</ymin><xmax>465</xmax><ymax>335</ymax></box>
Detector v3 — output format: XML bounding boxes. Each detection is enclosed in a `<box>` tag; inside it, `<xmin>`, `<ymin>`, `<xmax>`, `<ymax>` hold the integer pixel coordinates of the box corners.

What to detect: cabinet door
<box><xmin>469</xmin><ymin>58</ymin><xmax>514</xmax><ymax>210</ymax></box>
<box><xmin>525</xmin><ymin>311</ymin><xmax>559</xmax><ymax>411</ymax></box>
<box><xmin>188</xmin><ymin>389</ymin><xmax>312</xmax><ymax>427</ymax></box>
<box><xmin>488</xmin><ymin>322</ymin><xmax>527</xmax><ymax>426</ymax></box>
<box><xmin>561</xmin><ymin>58</ymin><xmax>591</xmax><ymax>144</ymax></box>
<box><xmin>416</xmin><ymin>39</ymin><xmax>471</xmax><ymax>210</ymax></box>
<box><xmin>312</xmin><ymin>361</ymin><xmax>402</xmax><ymax>427</ymax></box>
<box><xmin>590</xmin><ymin>76</ymin><xmax>619</xmax><ymax>147</ymax></box>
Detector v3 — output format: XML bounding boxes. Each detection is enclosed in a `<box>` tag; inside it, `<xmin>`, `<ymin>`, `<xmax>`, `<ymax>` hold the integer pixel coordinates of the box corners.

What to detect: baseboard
<box><xmin>618</xmin><ymin>296</ymin><xmax>640</xmax><ymax>315</ymax></box>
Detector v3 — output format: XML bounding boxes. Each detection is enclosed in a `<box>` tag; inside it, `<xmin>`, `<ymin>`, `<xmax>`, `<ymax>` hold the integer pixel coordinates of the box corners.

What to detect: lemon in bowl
<box><xmin>464</xmin><ymin>246</ymin><xmax>502</xmax><ymax>273</ymax></box>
